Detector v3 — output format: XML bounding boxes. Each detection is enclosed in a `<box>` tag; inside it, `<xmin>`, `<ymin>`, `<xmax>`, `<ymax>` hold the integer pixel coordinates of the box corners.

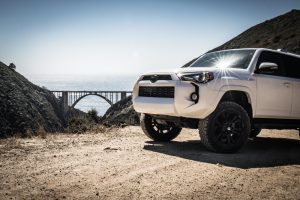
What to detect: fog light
<box><xmin>191</xmin><ymin>92</ymin><xmax>198</xmax><ymax>101</ymax></box>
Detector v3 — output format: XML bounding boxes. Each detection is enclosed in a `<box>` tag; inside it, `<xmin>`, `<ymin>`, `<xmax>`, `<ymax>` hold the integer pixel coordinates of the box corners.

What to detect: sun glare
<box><xmin>209</xmin><ymin>54</ymin><xmax>241</xmax><ymax>88</ymax></box>
<box><xmin>215</xmin><ymin>55</ymin><xmax>239</xmax><ymax>69</ymax></box>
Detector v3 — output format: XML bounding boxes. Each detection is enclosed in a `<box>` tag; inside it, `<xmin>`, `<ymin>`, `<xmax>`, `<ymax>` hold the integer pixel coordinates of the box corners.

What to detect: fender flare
<box><xmin>213</xmin><ymin>85</ymin><xmax>256</xmax><ymax>117</ymax></box>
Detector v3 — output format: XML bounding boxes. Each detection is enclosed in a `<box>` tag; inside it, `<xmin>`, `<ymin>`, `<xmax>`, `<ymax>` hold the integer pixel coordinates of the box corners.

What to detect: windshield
<box><xmin>189</xmin><ymin>50</ymin><xmax>255</xmax><ymax>69</ymax></box>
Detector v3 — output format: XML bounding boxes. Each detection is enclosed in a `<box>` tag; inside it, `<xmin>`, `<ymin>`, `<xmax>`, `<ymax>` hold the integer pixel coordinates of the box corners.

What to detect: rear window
<box><xmin>189</xmin><ymin>50</ymin><xmax>255</xmax><ymax>69</ymax></box>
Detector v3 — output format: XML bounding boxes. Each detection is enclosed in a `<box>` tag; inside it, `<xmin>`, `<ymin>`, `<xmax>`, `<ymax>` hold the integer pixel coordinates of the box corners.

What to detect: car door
<box><xmin>283</xmin><ymin>54</ymin><xmax>300</xmax><ymax>119</ymax></box>
<box><xmin>291</xmin><ymin>80</ymin><xmax>300</xmax><ymax>118</ymax></box>
<box><xmin>254</xmin><ymin>51</ymin><xmax>292</xmax><ymax>118</ymax></box>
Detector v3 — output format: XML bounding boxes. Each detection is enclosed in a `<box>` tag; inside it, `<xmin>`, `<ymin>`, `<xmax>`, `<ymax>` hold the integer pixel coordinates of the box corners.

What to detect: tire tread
<box><xmin>199</xmin><ymin>101</ymin><xmax>251</xmax><ymax>153</ymax></box>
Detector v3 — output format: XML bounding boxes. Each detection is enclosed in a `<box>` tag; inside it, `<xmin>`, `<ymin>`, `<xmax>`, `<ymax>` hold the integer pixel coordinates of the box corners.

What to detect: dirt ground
<box><xmin>0</xmin><ymin>127</ymin><xmax>299</xmax><ymax>200</ymax></box>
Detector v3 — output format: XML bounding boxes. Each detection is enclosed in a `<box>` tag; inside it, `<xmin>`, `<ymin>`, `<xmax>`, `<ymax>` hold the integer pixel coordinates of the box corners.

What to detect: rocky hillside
<box><xmin>0</xmin><ymin>62</ymin><xmax>65</xmax><ymax>137</ymax></box>
<box><xmin>182</xmin><ymin>9</ymin><xmax>300</xmax><ymax>67</ymax></box>
<box><xmin>102</xmin><ymin>96</ymin><xmax>140</xmax><ymax>126</ymax></box>
<box><xmin>105</xmin><ymin>9</ymin><xmax>300</xmax><ymax>125</ymax></box>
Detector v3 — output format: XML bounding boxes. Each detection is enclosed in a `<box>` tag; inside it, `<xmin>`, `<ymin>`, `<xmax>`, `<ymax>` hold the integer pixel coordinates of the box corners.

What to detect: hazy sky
<box><xmin>0</xmin><ymin>0</ymin><xmax>299</xmax><ymax>76</ymax></box>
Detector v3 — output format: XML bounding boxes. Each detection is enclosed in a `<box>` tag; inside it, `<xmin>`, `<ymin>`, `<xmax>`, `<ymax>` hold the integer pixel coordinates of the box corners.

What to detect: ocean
<box><xmin>27</xmin><ymin>74</ymin><xmax>138</xmax><ymax>116</ymax></box>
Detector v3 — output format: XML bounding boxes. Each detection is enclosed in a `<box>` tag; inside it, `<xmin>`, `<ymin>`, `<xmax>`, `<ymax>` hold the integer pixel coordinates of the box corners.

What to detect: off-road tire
<box><xmin>140</xmin><ymin>114</ymin><xmax>182</xmax><ymax>141</ymax></box>
<box><xmin>199</xmin><ymin>101</ymin><xmax>251</xmax><ymax>153</ymax></box>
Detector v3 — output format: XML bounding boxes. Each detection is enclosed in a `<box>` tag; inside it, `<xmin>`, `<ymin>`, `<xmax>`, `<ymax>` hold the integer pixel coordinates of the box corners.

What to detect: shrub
<box><xmin>86</xmin><ymin>108</ymin><xmax>101</xmax><ymax>123</ymax></box>
<box><xmin>67</xmin><ymin>117</ymin><xmax>89</xmax><ymax>133</ymax></box>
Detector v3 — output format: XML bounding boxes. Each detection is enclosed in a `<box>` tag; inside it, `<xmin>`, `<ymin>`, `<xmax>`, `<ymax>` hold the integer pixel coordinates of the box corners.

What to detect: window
<box><xmin>189</xmin><ymin>50</ymin><xmax>255</xmax><ymax>69</ymax></box>
<box><xmin>282</xmin><ymin>54</ymin><xmax>300</xmax><ymax>79</ymax></box>
<box><xmin>255</xmin><ymin>51</ymin><xmax>286</xmax><ymax>76</ymax></box>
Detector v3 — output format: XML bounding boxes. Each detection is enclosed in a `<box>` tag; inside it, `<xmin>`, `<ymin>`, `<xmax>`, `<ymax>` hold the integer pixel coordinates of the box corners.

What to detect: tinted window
<box><xmin>189</xmin><ymin>50</ymin><xmax>255</xmax><ymax>69</ymax></box>
<box><xmin>283</xmin><ymin>54</ymin><xmax>300</xmax><ymax>79</ymax></box>
<box><xmin>256</xmin><ymin>51</ymin><xmax>285</xmax><ymax>76</ymax></box>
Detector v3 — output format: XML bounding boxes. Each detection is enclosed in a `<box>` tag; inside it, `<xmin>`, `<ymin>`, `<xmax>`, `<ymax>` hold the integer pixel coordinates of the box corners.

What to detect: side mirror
<box><xmin>258</xmin><ymin>62</ymin><xmax>278</xmax><ymax>71</ymax></box>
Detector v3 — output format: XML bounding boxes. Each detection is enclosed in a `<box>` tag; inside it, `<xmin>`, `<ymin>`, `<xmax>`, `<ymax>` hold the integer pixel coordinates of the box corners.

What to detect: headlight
<box><xmin>179</xmin><ymin>72</ymin><xmax>214</xmax><ymax>83</ymax></box>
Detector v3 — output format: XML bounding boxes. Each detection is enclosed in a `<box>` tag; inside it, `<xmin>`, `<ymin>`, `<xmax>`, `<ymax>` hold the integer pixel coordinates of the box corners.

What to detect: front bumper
<box><xmin>132</xmin><ymin>75</ymin><xmax>218</xmax><ymax>119</ymax></box>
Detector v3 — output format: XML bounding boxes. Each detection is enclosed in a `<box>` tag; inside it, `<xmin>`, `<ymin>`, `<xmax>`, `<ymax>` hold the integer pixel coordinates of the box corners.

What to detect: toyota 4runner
<box><xmin>132</xmin><ymin>48</ymin><xmax>300</xmax><ymax>153</ymax></box>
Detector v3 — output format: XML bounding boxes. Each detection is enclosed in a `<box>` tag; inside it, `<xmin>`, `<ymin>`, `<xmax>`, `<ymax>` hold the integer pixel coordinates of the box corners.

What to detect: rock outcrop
<box><xmin>102</xmin><ymin>96</ymin><xmax>139</xmax><ymax>126</ymax></box>
<box><xmin>0</xmin><ymin>62</ymin><xmax>65</xmax><ymax>137</ymax></box>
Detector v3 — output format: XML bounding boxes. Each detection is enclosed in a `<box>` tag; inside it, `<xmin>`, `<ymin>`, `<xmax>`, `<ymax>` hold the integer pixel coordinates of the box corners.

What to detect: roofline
<box><xmin>210</xmin><ymin>48</ymin><xmax>300</xmax><ymax>58</ymax></box>
<box><xmin>256</xmin><ymin>48</ymin><xmax>300</xmax><ymax>58</ymax></box>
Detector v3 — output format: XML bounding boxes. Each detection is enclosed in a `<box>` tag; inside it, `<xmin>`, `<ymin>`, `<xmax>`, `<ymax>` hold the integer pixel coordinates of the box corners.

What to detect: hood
<box><xmin>175</xmin><ymin>66</ymin><xmax>250</xmax><ymax>74</ymax></box>
<box><xmin>175</xmin><ymin>67</ymin><xmax>221</xmax><ymax>74</ymax></box>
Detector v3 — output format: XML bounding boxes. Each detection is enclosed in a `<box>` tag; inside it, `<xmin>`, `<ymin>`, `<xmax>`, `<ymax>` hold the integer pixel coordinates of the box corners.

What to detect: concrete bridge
<box><xmin>51</xmin><ymin>91</ymin><xmax>132</xmax><ymax>113</ymax></box>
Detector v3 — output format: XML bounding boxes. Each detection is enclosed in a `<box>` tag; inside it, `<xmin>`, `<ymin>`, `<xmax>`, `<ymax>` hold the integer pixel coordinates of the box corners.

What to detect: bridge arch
<box><xmin>70</xmin><ymin>94</ymin><xmax>113</xmax><ymax>109</ymax></box>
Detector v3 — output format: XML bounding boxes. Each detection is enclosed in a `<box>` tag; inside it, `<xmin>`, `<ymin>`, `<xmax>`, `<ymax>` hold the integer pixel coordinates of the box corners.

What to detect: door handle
<box><xmin>283</xmin><ymin>82</ymin><xmax>291</xmax><ymax>87</ymax></box>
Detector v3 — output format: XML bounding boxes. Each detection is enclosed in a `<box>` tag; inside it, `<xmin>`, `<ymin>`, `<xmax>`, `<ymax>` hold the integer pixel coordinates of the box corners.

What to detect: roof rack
<box><xmin>277</xmin><ymin>48</ymin><xmax>289</xmax><ymax>52</ymax></box>
<box><xmin>276</xmin><ymin>48</ymin><xmax>299</xmax><ymax>56</ymax></box>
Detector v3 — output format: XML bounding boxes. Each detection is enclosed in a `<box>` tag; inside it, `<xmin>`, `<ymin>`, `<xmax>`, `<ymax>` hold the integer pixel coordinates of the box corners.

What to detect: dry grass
<box><xmin>0</xmin><ymin>124</ymin><xmax>124</xmax><ymax>154</ymax></box>
<box><xmin>0</xmin><ymin>137</ymin><xmax>23</xmax><ymax>151</ymax></box>
<box><xmin>36</xmin><ymin>126</ymin><xmax>47</xmax><ymax>139</ymax></box>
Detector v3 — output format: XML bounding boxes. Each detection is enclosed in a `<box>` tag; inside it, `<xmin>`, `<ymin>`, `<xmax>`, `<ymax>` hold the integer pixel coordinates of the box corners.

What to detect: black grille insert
<box><xmin>139</xmin><ymin>86</ymin><xmax>174</xmax><ymax>98</ymax></box>
<box><xmin>141</xmin><ymin>74</ymin><xmax>172</xmax><ymax>81</ymax></box>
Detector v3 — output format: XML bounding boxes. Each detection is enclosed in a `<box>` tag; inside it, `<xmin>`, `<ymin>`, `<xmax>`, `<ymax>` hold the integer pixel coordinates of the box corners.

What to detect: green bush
<box><xmin>66</xmin><ymin>109</ymin><xmax>104</xmax><ymax>134</ymax></box>
<box><xmin>67</xmin><ymin>117</ymin><xmax>89</xmax><ymax>133</ymax></box>
<box><xmin>86</xmin><ymin>108</ymin><xmax>101</xmax><ymax>123</ymax></box>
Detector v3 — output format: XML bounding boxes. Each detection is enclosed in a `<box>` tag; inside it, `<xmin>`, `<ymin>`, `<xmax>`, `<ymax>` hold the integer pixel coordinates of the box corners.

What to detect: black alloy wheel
<box><xmin>199</xmin><ymin>101</ymin><xmax>250</xmax><ymax>153</ymax></box>
<box><xmin>140</xmin><ymin>114</ymin><xmax>182</xmax><ymax>141</ymax></box>
<box><xmin>212</xmin><ymin>109</ymin><xmax>245</xmax><ymax>145</ymax></box>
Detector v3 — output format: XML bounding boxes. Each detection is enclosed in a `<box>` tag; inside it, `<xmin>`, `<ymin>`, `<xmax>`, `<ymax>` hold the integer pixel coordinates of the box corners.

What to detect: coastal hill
<box><xmin>104</xmin><ymin>9</ymin><xmax>300</xmax><ymax>125</ymax></box>
<box><xmin>0</xmin><ymin>62</ymin><xmax>64</xmax><ymax>137</ymax></box>
<box><xmin>182</xmin><ymin>9</ymin><xmax>300</xmax><ymax>68</ymax></box>
<box><xmin>102</xmin><ymin>96</ymin><xmax>140</xmax><ymax>126</ymax></box>
<box><xmin>210</xmin><ymin>9</ymin><xmax>300</xmax><ymax>53</ymax></box>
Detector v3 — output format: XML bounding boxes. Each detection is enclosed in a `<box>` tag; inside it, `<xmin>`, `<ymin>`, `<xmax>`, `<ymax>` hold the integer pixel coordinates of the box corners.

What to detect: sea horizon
<box><xmin>27</xmin><ymin>74</ymin><xmax>138</xmax><ymax>116</ymax></box>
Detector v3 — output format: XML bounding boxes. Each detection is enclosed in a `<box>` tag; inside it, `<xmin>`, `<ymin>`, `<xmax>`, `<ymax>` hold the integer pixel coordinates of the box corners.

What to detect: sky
<box><xmin>0</xmin><ymin>0</ymin><xmax>299</xmax><ymax>76</ymax></box>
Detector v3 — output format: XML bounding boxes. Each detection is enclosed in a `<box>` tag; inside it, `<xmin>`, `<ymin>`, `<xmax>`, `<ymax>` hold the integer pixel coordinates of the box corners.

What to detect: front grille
<box><xmin>141</xmin><ymin>74</ymin><xmax>172</xmax><ymax>81</ymax></box>
<box><xmin>139</xmin><ymin>86</ymin><xmax>174</xmax><ymax>98</ymax></box>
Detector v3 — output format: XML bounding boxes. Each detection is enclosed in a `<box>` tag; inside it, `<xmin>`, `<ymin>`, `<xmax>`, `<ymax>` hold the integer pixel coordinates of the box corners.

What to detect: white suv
<box><xmin>132</xmin><ymin>48</ymin><xmax>300</xmax><ymax>153</ymax></box>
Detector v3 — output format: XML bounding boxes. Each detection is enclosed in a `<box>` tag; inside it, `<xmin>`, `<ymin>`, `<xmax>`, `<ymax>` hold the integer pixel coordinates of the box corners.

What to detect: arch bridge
<box><xmin>51</xmin><ymin>91</ymin><xmax>132</xmax><ymax>113</ymax></box>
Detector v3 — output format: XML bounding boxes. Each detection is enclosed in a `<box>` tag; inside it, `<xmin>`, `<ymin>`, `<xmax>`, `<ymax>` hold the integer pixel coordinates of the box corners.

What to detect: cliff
<box><xmin>0</xmin><ymin>62</ymin><xmax>65</xmax><ymax>137</ymax></box>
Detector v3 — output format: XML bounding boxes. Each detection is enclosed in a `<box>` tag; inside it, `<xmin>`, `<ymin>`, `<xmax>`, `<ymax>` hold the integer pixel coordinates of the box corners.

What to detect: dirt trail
<box><xmin>0</xmin><ymin>127</ymin><xmax>299</xmax><ymax>199</ymax></box>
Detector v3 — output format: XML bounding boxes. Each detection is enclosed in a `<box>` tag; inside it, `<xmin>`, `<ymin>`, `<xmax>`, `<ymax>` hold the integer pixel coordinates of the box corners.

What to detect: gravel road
<box><xmin>0</xmin><ymin>127</ymin><xmax>299</xmax><ymax>199</ymax></box>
